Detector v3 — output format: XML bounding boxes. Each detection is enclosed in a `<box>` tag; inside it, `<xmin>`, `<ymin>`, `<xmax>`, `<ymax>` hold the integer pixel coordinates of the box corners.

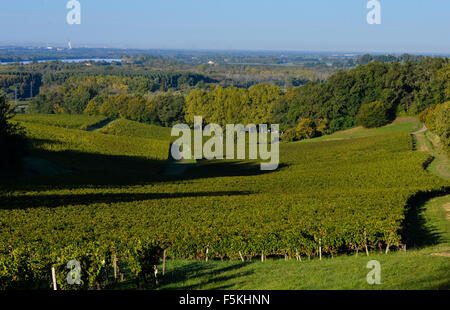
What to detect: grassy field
<box><xmin>304</xmin><ymin>117</ymin><xmax>422</xmax><ymax>143</ymax></box>
<box><xmin>1</xmin><ymin>114</ymin><xmax>449</xmax><ymax>290</ymax></box>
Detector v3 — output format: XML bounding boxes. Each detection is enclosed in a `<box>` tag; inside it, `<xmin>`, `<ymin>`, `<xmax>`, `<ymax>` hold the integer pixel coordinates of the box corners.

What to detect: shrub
<box><xmin>356</xmin><ymin>101</ymin><xmax>389</xmax><ymax>128</ymax></box>
<box><xmin>281</xmin><ymin>128</ymin><xmax>297</xmax><ymax>142</ymax></box>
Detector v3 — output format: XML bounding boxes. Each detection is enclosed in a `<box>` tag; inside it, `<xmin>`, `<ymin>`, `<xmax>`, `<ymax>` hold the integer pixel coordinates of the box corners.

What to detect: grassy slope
<box><xmin>302</xmin><ymin>117</ymin><xmax>422</xmax><ymax>143</ymax></box>
<box><xmin>99</xmin><ymin>118</ymin><xmax>175</xmax><ymax>141</ymax></box>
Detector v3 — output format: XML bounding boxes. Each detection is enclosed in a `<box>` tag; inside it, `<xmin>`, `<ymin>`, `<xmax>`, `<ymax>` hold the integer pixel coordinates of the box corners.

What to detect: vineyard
<box><xmin>0</xmin><ymin>115</ymin><xmax>449</xmax><ymax>289</ymax></box>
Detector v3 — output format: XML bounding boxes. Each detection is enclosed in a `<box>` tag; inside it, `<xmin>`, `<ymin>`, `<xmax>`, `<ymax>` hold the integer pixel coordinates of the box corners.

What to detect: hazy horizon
<box><xmin>1</xmin><ymin>0</ymin><xmax>449</xmax><ymax>54</ymax></box>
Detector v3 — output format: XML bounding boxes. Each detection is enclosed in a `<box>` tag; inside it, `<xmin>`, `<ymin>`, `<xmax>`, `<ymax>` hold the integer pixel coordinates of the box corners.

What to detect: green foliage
<box><xmin>0</xmin><ymin>247</ymin><xmax>50</xmax><ymax>290</ymax></box>
<box><xmin>185</xmin><ymin>84</ymin><xmax>282</xmax><ymax>126</ymax></box>
<box><xmin>356</xmin><ymin>101</ymin><xmax>389</xmax><ymax>128</ymax></box>
<box><xmin>0</xmin><ymin>95</ymin><xmax>26</xmax><ymax>170</ymax></box>
<box><xmin>0</xmin><ymin>72</ymin><xmax>42</xmax><ymax>100</ymax></box>
<box><xmin>281</xmin><ymin>128</ymin><xmax>296</xmax><ymax>142</ymax></box>
<box><xmin>286</xmin><ymin>60</ymin><xmax>450</xmax><ymax>132</ymax></box>
<box><xmin>83</xmin><ymin>97</ymin><xmax>102</xmax><ymax>115</ymax></box>
<box><xmin>421</xmin><ymin>102</ymin><xmax>450</xmax><ymax>152</ymax></box>
<box><xmin>296</xmin><ymin>118</ymin><xmax>317</xmax><ymax>139</ymax></box>
<box><xmin>149</xmin><ymin>92</ymin><xmax>185</xmax><ymax>127</ymax></box>
<box><xmin>51</xmin><ymin>243</ymin><xmax>111</xmax><ymax>290</ymax></box>
<box><xmin>127</xmin><ymin>239</ymin><xmax>162</xmax><ymax>287</ymax></box>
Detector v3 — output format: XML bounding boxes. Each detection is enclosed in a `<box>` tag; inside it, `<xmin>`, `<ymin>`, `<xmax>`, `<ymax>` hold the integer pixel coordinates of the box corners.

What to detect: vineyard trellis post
<box><xmin>113</xmin><ymin>254</ymin><xmax>117</xmax><ymax>281</ymax></box>
<box><xmin>319</xmin><ymin>238</ymin><xmax>322</xmax><ymax>261</ymax></box>
<box><xmin>162</xmin><ymin>250</ymin><xmax>166</xmax><ymax>275</ymax></box>
<box><xmin>239</xmin><ymin>251</ymin><xmax>244</xmax><ymax>262</ymax></box>
<box><xmin>364</xmin><ymin>231</ymin><xmax>369</xmax><ymax>256</ymax></box>
<box><xmin>51</xmin><ymin>267</ymin><xmax>57</xmax><ymax>290</ymax></box>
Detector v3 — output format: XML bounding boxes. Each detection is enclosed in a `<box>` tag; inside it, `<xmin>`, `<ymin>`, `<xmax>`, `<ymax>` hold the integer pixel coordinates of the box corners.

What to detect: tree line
<box><xmin>20</xmin><ymin>57</ymin><xmax>450</xmax><ymax>138</ymax></box>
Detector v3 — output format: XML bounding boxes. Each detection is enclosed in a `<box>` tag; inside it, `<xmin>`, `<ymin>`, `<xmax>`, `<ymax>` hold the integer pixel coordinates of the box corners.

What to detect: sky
<box><xmin>0</xmin><ymin>0</ymin><xmax>449</xmax><ymax>53</ymax></box>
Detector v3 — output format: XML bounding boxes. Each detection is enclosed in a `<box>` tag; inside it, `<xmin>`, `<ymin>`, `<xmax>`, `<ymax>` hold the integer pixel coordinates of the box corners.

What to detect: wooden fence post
<box><xmin>319</xmin><ymin>239</ymin><xmax>322</xmax><ymax>261</ymax></box>
<box><xmin>113</xmin><ymin>254</ymin><xmax>117</xmax><ymax>281</ymax></box>
<box><xmin>385</xmin><ymin>238</ymin><xmax>391</xmax><ymax>254</ymax></box>
<box><xmin>51</xmin><ymin>267</ymin><xmax>57</xmax><ymax>290</ymax></box>
<box><xmin>364</xmin><ymin>231</ymin><xmax>369</xmax><ymax>256</ymax></box>
<box><xmin>162</xmin><ymin>250</ymin><xmax>166</xmax><ymax>276</ymax></box>
<box><xmin>239</xmin><ymin>251</ymin><xmax>244</xmax><ymax>262</ymax></box>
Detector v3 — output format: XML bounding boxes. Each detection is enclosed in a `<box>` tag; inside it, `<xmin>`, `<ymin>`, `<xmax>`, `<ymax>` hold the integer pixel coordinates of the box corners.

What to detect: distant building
<box><xmin>208</xmin><ymin>60</ymin><xmax>215</xmax><ymax>65</ymax></box>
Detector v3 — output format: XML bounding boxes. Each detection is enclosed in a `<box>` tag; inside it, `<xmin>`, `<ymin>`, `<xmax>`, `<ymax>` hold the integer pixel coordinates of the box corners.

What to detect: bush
<box><xmin>0</xmin><ymin>95</ymin><xmax>26</xmax><ymax>170</ymax></box>
<box><xmin>296</xmin><ymin>118</ymin><xmax>317</xmax><ymax>140</ymax></box>
<box><xmin>356</xmin><ymin>101</ymin><xmax>389</xmax><ymax>128</ymax></box>
<box><xmin>281</xmin><ymin>128</ymin><xmax>297</xmax><ymax>142</ymax></box>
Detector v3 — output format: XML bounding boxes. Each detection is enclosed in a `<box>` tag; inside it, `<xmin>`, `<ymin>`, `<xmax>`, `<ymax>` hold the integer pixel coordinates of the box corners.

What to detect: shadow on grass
<box><xmin>401</xmin><ymin>187</ymin><xmax>450</xmax><ymax>248</ymax></box>
<box><xmin>0</xmin><ymin>138</ymin><xmax>287</xmax><ymax>192</ymax></box>
<box><xmin>0</xmin><ymin>190</ymin><xmax>252</xmax><ymax>210</ymax></box>
<box><xmin>159</xmin><ymin>261</ymin><xmax>253</xmax><ymax>290</ymax></box>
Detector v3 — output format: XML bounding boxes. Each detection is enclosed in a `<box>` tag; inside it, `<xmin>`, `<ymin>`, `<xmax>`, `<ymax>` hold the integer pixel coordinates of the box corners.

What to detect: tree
<box><xmin>433</xmin><ymin>102</ymin><xmax>450</xmax><ymax>151</ymax></box>
<box><xmin>356</xmin><ymin>101</ymin><xmax>389</xmax><ymax>128</ymax></box>
<box><xmin>0</xmin><ymin>95</ymin><xmax>26</xmax><ymax>170</ymax></box>
<box><xmin>422</xmin><ymin>102</ymin><xmax>450</xmax><ymax>152</ymax></box>
<box><xmin>83</xmin><ymin>97</ymin><xmax>102</xmax><ymax>115</ymax></box>
<box><xmin>296</xmin><ymin>118</ymin><xmax>317</xmax><ymax>140</ymax></box>
<box><xmin>315</xmin><ymin>118</ymin><xmax>329</xmax><ymax>135</ymax></box>
<box><xmin>151</xmin><ymin>93</ymin><xmax>185</xmax><ymax>127</ymax></box>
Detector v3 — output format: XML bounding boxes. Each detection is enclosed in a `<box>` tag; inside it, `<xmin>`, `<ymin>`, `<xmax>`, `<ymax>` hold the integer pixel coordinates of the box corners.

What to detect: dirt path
<box><xmin>413</xmin><ymin>124</ymin><xmax>450</xmax><ymax>257</ymax></box>
<box><xmin>413</xmin><ymin>124</ymin><xmax>428</xmax><ymax>135</ymax></box>
<box><xmin>413</xmin><ymin>125</ymin><xmax>450</xmax><ymax>180</ymax></box>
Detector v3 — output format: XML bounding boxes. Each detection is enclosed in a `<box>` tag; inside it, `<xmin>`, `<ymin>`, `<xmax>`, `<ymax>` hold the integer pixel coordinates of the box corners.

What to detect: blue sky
<box><xmin>0</xmin><ymin>0</ymin><xmax>449</xmax><ymax>53</ymax></box>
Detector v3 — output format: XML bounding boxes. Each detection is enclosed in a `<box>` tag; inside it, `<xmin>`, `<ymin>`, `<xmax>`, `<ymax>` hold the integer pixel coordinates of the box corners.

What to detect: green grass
<box><xmin>149</xmin><ymin>250</ymin><xmax>449</xmax><ymax>290</ymax></box>
<box><xmin>301</xmin><ymin>117</ymin><xmax>422</xmax><ymax>143</ymax></box>
<box><xmin>421</xmin><ymin>131</ymin><xmax>450</xmax><ymax>180</ymax></box>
